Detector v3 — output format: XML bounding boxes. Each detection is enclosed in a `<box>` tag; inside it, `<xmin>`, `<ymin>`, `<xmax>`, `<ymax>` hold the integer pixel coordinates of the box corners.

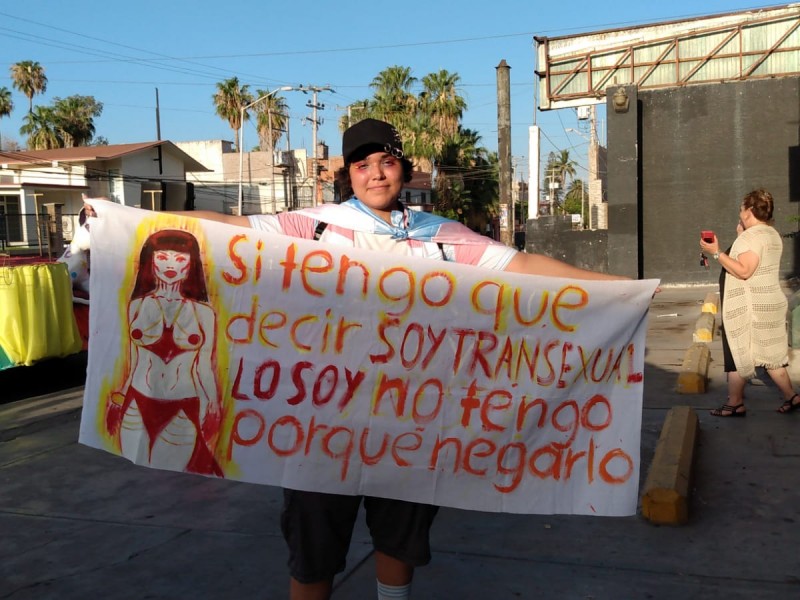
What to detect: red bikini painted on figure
<box><xmin>106</xmin><ymin>229</ymin><xmax>223</xmax><ymax>476</ymax></box>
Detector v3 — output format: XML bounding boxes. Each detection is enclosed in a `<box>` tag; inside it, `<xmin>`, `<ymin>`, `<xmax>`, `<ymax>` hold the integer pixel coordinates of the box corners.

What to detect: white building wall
<box><xmin>121</xmin><ymin>150</ymin><xmax>185</xmax><ymax>180</ymax></box>
<box><xmin>176</xmin><ymin>140</ymin><xmax>234</xmax><ymax>183</ymax></box>
<box><xmin>176</xmin><ymin>141</ymin><xmax>311</xmax><ymax>214</ymax></box>
<box><xmin>158</xmin><ymin>151</ymin><xmax>186</xmax><ymax>179</ymax></box>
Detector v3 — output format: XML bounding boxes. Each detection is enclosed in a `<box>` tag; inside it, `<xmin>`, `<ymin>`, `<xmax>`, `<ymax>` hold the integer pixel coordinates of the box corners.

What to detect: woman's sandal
<box><xmin>777</xmin><ymin>393</ymin><xmax>800</xmax><ymax>414</ymax></box>
<box><xmin>710</xmin><ymin>403</ymin><xmax>747</xmax><ymax>417</ymax></box>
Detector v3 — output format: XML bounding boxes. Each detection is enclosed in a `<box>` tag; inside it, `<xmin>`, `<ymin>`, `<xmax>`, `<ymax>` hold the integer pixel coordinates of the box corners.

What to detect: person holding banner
<box><xmin>107</xmin><ymin>229</ymin><xmax>223</xmax><ymax>476</ymax></box>
<box><xmin>86</xmin><ymin>118</ymin><xmax>628</xmax><ymax>600</ymax></box>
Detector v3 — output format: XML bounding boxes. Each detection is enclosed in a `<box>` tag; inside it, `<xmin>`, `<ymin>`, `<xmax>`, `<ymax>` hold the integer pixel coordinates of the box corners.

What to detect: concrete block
<box><xmin>676</xmin><ymin>343</ymin><xmax>710</xmax><ymax>394</ymax></box>
<box><xmin>641</xmin><ymin>406</ymin><xmax>699</xmax><ymax>525</ymax></box>
<box><xmin>701</xmin><ymin>292</ymin><xmax>719</xmax><ymax>315</ymax></box>
<box><xmin>692</xmin><ymin>312</ymin><xmax>716</xmax><ymax>343</ymax></box>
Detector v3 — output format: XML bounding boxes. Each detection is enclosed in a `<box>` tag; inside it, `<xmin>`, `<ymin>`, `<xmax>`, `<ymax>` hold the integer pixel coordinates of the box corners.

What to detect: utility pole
<box><xmin>546</xmin><ymin>166</ymin><xmax>560</xmax><ymax>216</ymax></box>
<box><xmin>268</xmin><ymin>108</ymin><xmax>276</xmax><ymax>214</ymax></box>
<box><xmin>335</xmin><ymin>100</ymin><xmax>368</xmax><ymax>130</ymax></box>
<box><xmin>496</xmin><ymin>59</ymin><xmax>513</xmax><ymax>247</ymax></box>
<box><xmin>334</xmin><ymin>104</ymin><xmax>353</xmax><ymax>129</ymax></box>
<box><xmin>154</xmin><ymin>88</ymin><xmax>163</xmax><ymax>175</ymax></box>
<box><xmin>302</xmin><ymin>85</ymin><xmax>333</xmax><ymax>206</ymax></box>
<box><xmin>155</xmin><ymin>88</ymin><xmax>162</xmax><ymax>141</ymax></box>
<box><xmin>285</xmin><ymin>115</ymin><xmax>294</xmax><ymax>210</ymax></box>
<box><xmin>516</xmin><ymin>162</ymin><xmax>526</xmax><ymax>229</ymax></box>
<box><xmin>588</xmin><ymin>104</ymin><xmax>598</xmax><ymax>230</ymax></box>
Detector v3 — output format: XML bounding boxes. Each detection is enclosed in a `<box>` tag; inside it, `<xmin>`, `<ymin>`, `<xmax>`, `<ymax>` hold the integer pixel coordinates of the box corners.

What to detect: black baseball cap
<box><xmin>342</xmin><ymin>118</ymin><xmax>404</xmax><ymax>164</ymax></box>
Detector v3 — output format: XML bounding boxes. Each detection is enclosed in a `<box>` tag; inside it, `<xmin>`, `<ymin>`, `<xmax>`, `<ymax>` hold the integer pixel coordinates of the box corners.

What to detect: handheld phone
<box><xmin>701</xmin><ymin>230</ymin><xmax>714</xmax><ymax>243</ymax></box>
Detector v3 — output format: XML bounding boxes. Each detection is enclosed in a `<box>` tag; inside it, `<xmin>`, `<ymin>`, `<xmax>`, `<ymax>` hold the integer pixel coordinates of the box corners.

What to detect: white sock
<box><xmin>377</xmin><ymin>580</ymin><xmax>412</xmax><ymax>600</ymax></box>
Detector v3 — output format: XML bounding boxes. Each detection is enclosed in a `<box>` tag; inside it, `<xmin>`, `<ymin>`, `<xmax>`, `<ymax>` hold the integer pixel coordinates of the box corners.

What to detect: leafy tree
<box><xmin>434</xmin><ymin>128</ymin><xmax>498</xmax><ymax>228</ymax></box>
<box><xmin>369</xmin><ymin>66</ymin><xmax>417</xmax><ymax>130</ymax></box>
<box><xmin>0</xmin><ymin>87</ymin><xmax>11</xmax><ymax>118</ymax></box>
<box><xmin>419</xmin><ymin>70</ymin><xmax>465</xmax><ymax>160</ymax></box>
<box><xmin>543</xmin><ymin>150</ymin><xmax>577</xmax><ymax>213</ymax></box>
<box><xmin>463</xmin><ymin>148</ymin><xmax>500</xmax><ymax>228</ymax></box>
<box><xmin>0</xmin><ymin>86</ymin><xmax>12</xmax><ymax>150</ymax></box>
<box><xmin>338</xmin><ymin>66</ymin><xmax>495</xmax><ymax>230</ymax></box>
<box><xmin>552</xmin><ymin>149</ymin><xmax>576</xmax><ymax>193</ymax></box>
<box><xmin>16</xmin><ymin>95</ymin><xmax>103</xmax><ymax>149</ymax></box>
<box><xmin>213</xmin><ymin>77</ymin><xmax>252</xmax><ymax>149</ymax></box>
<box><xmin>563</xmin><ymin>179</ymin><xmax>587</xmax><ymax>219</ymax></box>
<box><xmin>53</xmin><ymin>95</ymin><xmax>103</xmax><ymax>147</ymax></box>
<box><xmin>341</xmin><ymin>66</ymin><xmax>421</xmax><ymax>165</ymax></box>
<box><xmin>10</xmin><ymin>60</ymin><xmax>47</xmax><ymax>113</ymax></box>
<box><xmin>1</xmin><ymin>137</ymin><xmax>20</xmax><ymax>151</ymax></box>
<box><xmin>20</xmin><ymin>105</ymin><xmax>60</xmax><ymax>150</ymax></box>
<box><xmin>253</xmin><ymin>90</ymin><xmax>288</xmax><ymax>155</ymax></box>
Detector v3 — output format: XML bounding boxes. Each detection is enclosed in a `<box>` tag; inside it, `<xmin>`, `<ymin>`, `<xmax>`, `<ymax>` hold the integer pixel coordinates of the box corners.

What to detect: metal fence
<box><xmin>0</xmin><ymin>212</ymin><xmax>80</xmax><ymax>258</ymax></box>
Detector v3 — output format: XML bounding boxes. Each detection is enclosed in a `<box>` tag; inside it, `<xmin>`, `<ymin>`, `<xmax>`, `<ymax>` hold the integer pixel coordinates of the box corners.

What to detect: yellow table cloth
<box><xmin>0</xmin><ymin>263</ymin><xmax>83</xmax><ymax>367</ymax></box>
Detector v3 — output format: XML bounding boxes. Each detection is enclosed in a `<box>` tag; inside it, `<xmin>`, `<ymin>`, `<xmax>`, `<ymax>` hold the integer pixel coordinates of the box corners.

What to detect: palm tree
<box><xmin>552</xmin><ymin>149</ymin><xmax>577</xmax><ymax>191</ymax></box>
<box><xmin>338</xmin><ymin>66</ymin><xmax>484</xmax><ymax>224</ymax></box>
<box><xmin>20</xmin><ymin>105</ymin><xmax>60</xmax><ymax>150</ymax></box>
<box><xmin>564</xmin><ymin>179</ymin><xmax>587</xmax><ymax>218</ymax></box>
<box><xmin>10</xmin><ymin>61</ymin><xmax>48</xmax><ymax>113</ymax></box>
<box><xmin>53</xmin><ymin>95</ymin><xmax>103</xmax><ymax>147</ymax></box>
<box><xmin>369</xmin><ymin>66</ymin><xmax>418</xmax><ymax>137</ymax></box>
<box><xmin>544</xmin><ymin>150</ymin><xmax>577</xmax><ymax>213</ymax></box>
<box><xmin>404</xmin><ymin>112</ymin><xmax>434</xmax><ymax>171</ymax></box>
<box><xmin>253</xmin><ymin>90</ymin><xmax>288</xmax><ymax>154</ymax></box>
<box><xmin>0</xmin><ymin>87</ymin><xmax>13</xmax><ymax>150</ymax></box>
<box><xmin>420</xmin><ymin>70</ymin><xmax>465</xmax><ymax>147</ymax></box>
<box><xmin>432</xmin><ymin>127</ymin><xmax>498</xmax><ymax>225</ymax></box>
<box><xmin>419</xmin><ymin>70</ymin><xmax>467</xmax><ymax>183</ymax></box>
<box><xmin>213</xmin><ymin>77</ymin><xmax>253</xmax><ymax>149</ymax></box>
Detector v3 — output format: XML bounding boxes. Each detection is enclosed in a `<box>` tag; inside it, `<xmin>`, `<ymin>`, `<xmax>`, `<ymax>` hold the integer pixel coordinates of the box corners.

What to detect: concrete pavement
<box><xmin>2</xmin><ymin>284</ymin><xmax>800</xmax><ymax>599</ymax></box>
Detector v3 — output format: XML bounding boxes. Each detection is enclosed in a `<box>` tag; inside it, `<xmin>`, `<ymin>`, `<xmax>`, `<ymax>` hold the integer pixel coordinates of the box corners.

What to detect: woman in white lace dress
<box><xmin>700</xmin><ymin>189</ymin><xmax>799</xmax><ymax>417</ymax></box>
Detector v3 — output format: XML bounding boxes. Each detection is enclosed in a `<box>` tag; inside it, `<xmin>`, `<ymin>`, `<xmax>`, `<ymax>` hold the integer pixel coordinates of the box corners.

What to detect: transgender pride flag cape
<box><xmin>295</xmin><ymin>198</ymin><xmax>503</xmax><ymax>246</ymax></box>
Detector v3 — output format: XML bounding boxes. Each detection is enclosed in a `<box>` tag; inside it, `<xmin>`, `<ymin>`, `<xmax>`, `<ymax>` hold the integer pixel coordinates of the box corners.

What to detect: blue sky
<box><xmin>0</xmin><ymin>1</ymin><xmax>783</xmax><ymax>180</ymax></box>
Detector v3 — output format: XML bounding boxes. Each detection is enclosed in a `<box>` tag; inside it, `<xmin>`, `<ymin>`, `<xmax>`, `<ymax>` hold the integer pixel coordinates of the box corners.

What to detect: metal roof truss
<box><xmin>536</xmin><ymin>7</ymin><xmax>800</xmax><ymax>110</ymax></box>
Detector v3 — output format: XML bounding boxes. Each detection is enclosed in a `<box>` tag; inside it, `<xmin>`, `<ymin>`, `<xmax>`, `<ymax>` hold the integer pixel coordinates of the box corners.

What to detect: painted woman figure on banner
<box><xmin>105</xmin><ymin>228</ymin><xmax>223</xmax><ymax>476</ymax></box>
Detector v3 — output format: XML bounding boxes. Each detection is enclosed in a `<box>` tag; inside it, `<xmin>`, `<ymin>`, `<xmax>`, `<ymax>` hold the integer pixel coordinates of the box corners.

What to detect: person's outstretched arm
<box><xmin>504</xmin><ymin>252</ymin><xmax>629</xmax><ymax>281</ymax></box>
<box><xmin>168</xmin><ymin>210</ymin><xmax>251</xmax><ymax>228</ymax></box>
<box><xmin>83</xmin><ymin>199</ymin><xmax>251</xmax><ymax>229</ymax></box>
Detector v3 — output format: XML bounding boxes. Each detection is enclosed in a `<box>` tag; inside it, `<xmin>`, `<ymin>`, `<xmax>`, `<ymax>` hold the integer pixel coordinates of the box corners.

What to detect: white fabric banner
<box><xmin>79</xmin><ymin>201</ymin><xmax>659</xmax><ymax>516</ymax></box>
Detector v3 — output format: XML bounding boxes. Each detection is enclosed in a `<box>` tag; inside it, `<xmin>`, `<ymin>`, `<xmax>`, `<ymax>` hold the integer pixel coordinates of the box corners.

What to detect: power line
<box><xmin>5</xmin><ymin>5</ymin><xmax>776</xmax><ymax>64</ymax></box>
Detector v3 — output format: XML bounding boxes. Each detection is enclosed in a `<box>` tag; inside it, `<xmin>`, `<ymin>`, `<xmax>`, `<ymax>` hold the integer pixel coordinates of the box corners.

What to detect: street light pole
<box><xmin>237</xmin><ymin>86</ymin><xmax>293</xmax><ymax>216</ymax></box>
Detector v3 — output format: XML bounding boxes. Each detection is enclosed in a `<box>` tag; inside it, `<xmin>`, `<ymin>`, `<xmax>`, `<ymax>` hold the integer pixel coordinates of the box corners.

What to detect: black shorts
<box><xmin>280</xmin><ymin>489</ymin><xmax>440</xmax><ymax>584</ymax></box>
